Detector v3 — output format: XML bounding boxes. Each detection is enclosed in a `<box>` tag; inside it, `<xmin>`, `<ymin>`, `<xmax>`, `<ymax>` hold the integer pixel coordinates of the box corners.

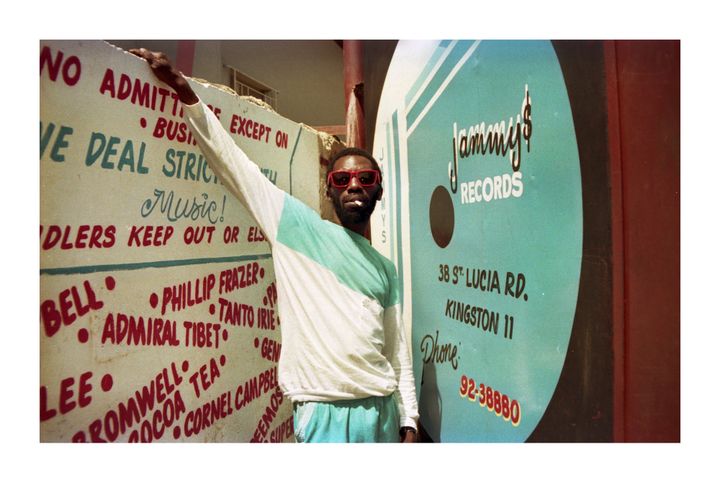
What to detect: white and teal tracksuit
<box><xmin>184</xmin><ymin>101</ymin><xmax>419</xmax><ymax>441</ymax></box>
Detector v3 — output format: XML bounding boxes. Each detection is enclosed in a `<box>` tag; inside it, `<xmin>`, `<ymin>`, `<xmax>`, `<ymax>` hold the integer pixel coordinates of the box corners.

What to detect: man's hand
<box><xmin>400</xmin><ymin>427</ymin><xmax>417</xmax><ymax>443</ymax></box>
<box><xmin>401</xmin><ymin>431</ymin><xmax>417</xmax><ymax>443</ymax></box>
<box><xmin>128</xmin><ymin>48</ymin><xmax>199</xmax><ymax>105</ymax></box>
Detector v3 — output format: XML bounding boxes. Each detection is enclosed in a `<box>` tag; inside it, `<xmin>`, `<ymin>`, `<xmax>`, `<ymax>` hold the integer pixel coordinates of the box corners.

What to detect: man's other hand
<box><xmin>400</xmin><ymin>427</ymin><xmax>417</xmax><ymax>443</ymax></box>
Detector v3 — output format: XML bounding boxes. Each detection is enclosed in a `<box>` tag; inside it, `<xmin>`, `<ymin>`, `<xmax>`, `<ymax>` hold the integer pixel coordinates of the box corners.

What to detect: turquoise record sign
<box><xmin>372</xmin><ymin>40</ymin><xmax>582</xmax><ymax>441</ymax></box>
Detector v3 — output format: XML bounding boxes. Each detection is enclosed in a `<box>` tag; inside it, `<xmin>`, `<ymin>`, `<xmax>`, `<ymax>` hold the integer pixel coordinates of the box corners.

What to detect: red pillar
<box><xmin>343</xmin><ymin>40</ymin><xmax>365</xmax><ymax>148</ymax></box>
<box><xmin>176</xmin><ymin>40</ymin><xmax>196</xmax><ymax>77</ymax></box>
<box><xmin>607</xmin><ymin>40</ymin><xmax>680</xmax><ymax>442</ymax></box>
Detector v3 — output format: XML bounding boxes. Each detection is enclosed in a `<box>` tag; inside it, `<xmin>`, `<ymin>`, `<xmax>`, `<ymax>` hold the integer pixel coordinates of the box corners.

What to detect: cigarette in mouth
<box><xmin>353</xmin><ymin>200</ymin><xmax>364</xmax><ymax>207</ymax></box>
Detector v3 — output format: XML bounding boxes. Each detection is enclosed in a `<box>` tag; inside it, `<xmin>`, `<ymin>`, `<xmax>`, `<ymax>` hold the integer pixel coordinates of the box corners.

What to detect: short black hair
<box><xmin>327</xmin><ymin>147</ymin><xmax>381</xmax><ymax>174</ymax></box>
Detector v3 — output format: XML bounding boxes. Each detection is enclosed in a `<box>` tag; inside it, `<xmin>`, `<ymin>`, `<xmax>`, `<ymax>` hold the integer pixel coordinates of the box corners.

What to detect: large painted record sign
<box><xmin>372</xmin><ymin>40</ymin><xmax>582</xmax><ymax>441</ymax></box>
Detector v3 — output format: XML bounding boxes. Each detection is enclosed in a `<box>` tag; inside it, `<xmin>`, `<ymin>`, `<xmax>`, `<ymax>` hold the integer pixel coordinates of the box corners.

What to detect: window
<box><xmin>226</xmin><ymin>66</ymin><xmax>279</xmax><ymax>111</ymax></box>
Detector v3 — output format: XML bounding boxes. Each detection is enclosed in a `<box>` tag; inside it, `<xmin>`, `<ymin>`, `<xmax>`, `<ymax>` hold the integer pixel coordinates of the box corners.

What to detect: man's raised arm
<box><xmin>130</xmin><ymin>48</ymin><xmax>286</xmax><ymax>244</ymax></box>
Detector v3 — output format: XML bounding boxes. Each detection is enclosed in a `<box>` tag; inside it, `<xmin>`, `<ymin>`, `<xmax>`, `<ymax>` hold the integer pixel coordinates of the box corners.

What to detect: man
<box><xmin>131</xmin><ymin>49</ymin><xmax>418</xmax><ymax>443</ymax></box>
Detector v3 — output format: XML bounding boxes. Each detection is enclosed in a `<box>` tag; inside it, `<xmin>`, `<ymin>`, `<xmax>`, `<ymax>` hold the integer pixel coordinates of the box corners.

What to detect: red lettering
<box><xmin>235</xmin><ymin>384</ymin><xmax>245</xmax><ymax>409</ymax></box>
<box><xmin>41</xmin><ymin>224</ymin><xmax>116</xmax><ymax>250</ymax></box>
<box><xmin>173</xmin><ymin>389</ymin><xmax>186</xmax><ymax>418</ymax></box>
<box><xmin>135</xmin><ymin>382</ymin><xmax>156</xmax><ymax>417</ymax></box>
<box><xmin>99</xmin><ymin>68</ymin><xmax>116</xmax><ymax>97</ymax></box>
<box><xmin>170</xmin><ymin>92</ymin><xmax>182</xmax><ymax>116</ymax></box>
<box><xmin>78</xmin><ymin>371</ymin><xmax>93</xmax><ymax>408</ymax></box>
<box><xmin>207</xmin><ymin>105</ymin><xmax>222</xmax><ymax>118</ymax></box>
<box><xmin>40</xmin><ymin>46</ymin><xmax>81</xmax><ymax>86</ymax></box>
<box><xmin>131</xmin><ymin>78</ymin><xmax>150</xmax><ymax>106</ymax></box>
<box><xmin>211</xmin><ymin>397</ymin><xmax>221</xmax><ymax>421</ymax></box>
<box><xmin>89</xmin><ymin>418</ymin><xmax>106</xmax><ymax>442</ymax></box>
<box><xmin>258</xmin><ymin>370</ymin><xmax>267</xmax><ymax>394</ymax></box>
<box><xmin>188</xmin><ymin>371</ymin><xmax>200</xmax><ymax>398</ymax></box>
<box><xmin>68</xmin><ymin>364</ymin><xmax>184</xmax><ymax>443</ymax></box>
<box><xmin>75</xmin><ymin>224</ymin><xmax>89</xmax><ymax>248</ymax></box>
<box><xmin>40</xmin><ymin>45</ymin><xmax>63</xmax><ymax>81</ymax></box>
<box><xmin>89</xmin><ymin>225</ymin><xmax>103</xmax><ymax>248</ymax></box>
<box><xmin>197</xmin><ymin>362</ymin><xmax>210</xmax><ymax>390</ymax></box>
<box><xmin>104</xmin><ymin>410</ymin><xmax>119</xmax><ymax>442</ymax></box>
<box><xmin>261</xmin><ymin>337</ymin><xmax>281</xmax><ymax>362</ymax></box>
<box><xmin>117</xmin><ymin>73</ymin><xmax>132</xmax><ymax>100</ymax></box>
<box><xmin>40</xmin><ymin>300</ymin><xmax>61</xmax><ymax>337</ymax></box>
<box><xmin>142</xmin><ymin>226</ymin><xmax>153</xmax><ymax>246</ymax></box>
<box><xmin>276</xmin><ymin>130</ymin><xmax>289</xmax><ymax>149</ymax></box>
<box><xmin>47</xmin><ymin>371</ymin><xmax>95</xmax><ymax>417</ymax></box>
<box><xmin>188</xmin><ymin>357</ymin><xmax>222</xmax><ymax>397</ymax></box>
<box><xmin>60</xmin><ymin>225</ymin><xmax>74</xmax><ymax>249</ymax></box>
<box><xmin>105</xmin><ymin>225</ymin><xmax>117</xmax><ymax>247</ymax></box>
<box><xmin>58</xmin><ymin>289</ymin><xmax>75</xmax><ymax>326</ymax></box>
<box><xmin>74</xmin><ymin>281</ymin><xmax>103</xmax><ymax>318</ymax></box>
<box><xmin>155</xmin><ymin>371</ymin><xmax>167</xmax><ymax>404</ymax></box>
<box><xmin>42</xmin><ymin>225</ymin><xmax>61</xmax><ymax>250</ymax></box>
<box><xmin>152</xmin><ymin>117</ymin><xmax>195</xmax><ymax>145</ymax></box>
<box><xmin>101</xmin><ymin>313</ymin><xmax>115</xmax><ymax>343</ymax></box>
<box><xmin>223</xmin><ymin>225</ymin><xmax>240</xmax><ymax>244</ymax></box>
<box><xmin>140</xmin><ymin>419</ymin><xmax>152</xmax><ymax>442</ymax></box>
<box><xmin>209</xmin><ymin>357</ymin><xmax>220</xmax><ymax>381</ymax></box>
<box><xmin>40</xmin><ymin>386</ymin><xmax>56</xmax><ymax>421</ymax></box>
<box><xmin>127</xmin><ymin>225</ymin><xmax>174</xmax><ymax>247</ymax></box>
<box><xmin>153</xmin><ymin>409</ymin><xmax>163</xmax><ymax>440</ymax></box>
<box><xmin>41</xmin><ymin>281</ymin><xmax>104</xmax><ymax>337</ymax></box>
<box><xmin>270</xmin><ymin>415</ymin><xmax>294</xmax><ymax>442</ymax></box>
<box><xmin>247</xmin><ymin>226</ymin><xmax>266</xmax><ymax>242</ymax></box>
<box><xmin>163</xmin><ymin>398</ymin><xmax>174</xmax><ymax>427</ymax></box>
<box><xmin>228</xmin><ymin>115</ymin><xmax>270</xmax><ymax>144</ymax></box>
<box><xmin>202</xmin><ymin>403</ymin><xmax>211</xmax><ymax>428</ymax></box>
<box><xmin>184</xmin><ymin>321</ymin><xmax>221</xmax><ymax>348</ymax></box>
<box><xmin>183</xmin><ymin>226</ymin><xmax>214</xmax><ymax>245</ymax></box>
<box><xmin>237</xmin><ymin>116</ymin><xmax>247</xmax><ymax>136</ymax></box>
<box><xmin>183</xmin><ymin>411</ymin><xmax>194</xmax><ymax>436</ymax></box>
<box><xmin>153</xmin><ymin>318</ymin><xmax>163</xmax><ymax>345</ymax></box>
<box><xmin>118</xmin><ymin>398</ymin><xmax>140</xmax><ymax>434</ymax></box>
<box><xmin>153</xmin><ymin>117</ymin><xmax>168</xmax><ymax>138</ymax></box>
<box><xmin>59</xmin><ymin>376</ymin><xmax>76</xmax><ymax>414</ymax></box>
<box><xmin>127</xmin><ymin>225</ymin><xmax>141</xmax><ymax>246</ymax></box>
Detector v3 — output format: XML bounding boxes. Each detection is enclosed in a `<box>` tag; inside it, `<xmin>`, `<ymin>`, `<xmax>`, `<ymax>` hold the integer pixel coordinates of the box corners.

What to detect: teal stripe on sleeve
<box><xmin>276</xmin><ymin>195</ymin><xmax>399</xmax><ymax>308</ymax></box>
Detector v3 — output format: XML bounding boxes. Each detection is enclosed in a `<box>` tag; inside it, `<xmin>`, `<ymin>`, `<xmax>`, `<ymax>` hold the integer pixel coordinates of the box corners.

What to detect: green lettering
<box><xmin>102</xmin><ymin>136</ymin><xmax>120</xmax><ymax>169</ymax></box>
<box><xmin>117</xmin><ymin>139</ymin><xmax>135</xmax><ymax>172</ymax></box>
<box><xmin>163</xmin><ymin>148</ymin><xmax>177</xmax><ymax>178</ymax></box>
<box><xmin>85</xmin><ymin>132</ymin><xmax>106</xmax><ymax>166</ymax></box>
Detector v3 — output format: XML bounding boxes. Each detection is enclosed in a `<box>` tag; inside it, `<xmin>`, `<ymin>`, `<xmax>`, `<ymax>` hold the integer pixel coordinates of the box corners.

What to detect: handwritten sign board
<box><xmin>372</xmin><ymin>40</ymin><xmax>583</xmax><ymax>441</ymax></box>
<box><xmin>40</xmin><ymin>40</ymin><xmax>337</xmax><ymax>442</ymax></box>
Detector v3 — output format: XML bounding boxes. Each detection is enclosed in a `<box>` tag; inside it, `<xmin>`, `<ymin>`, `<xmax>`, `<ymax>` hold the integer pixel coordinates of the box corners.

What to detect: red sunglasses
<box><xmin>327</xmin><ymin>169</ymin><xmax>382</xmax><ymax>188</ymax></box>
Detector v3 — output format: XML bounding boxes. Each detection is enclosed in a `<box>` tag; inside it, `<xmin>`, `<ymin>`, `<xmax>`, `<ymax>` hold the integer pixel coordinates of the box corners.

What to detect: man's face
<box><xmin>327</xmin><ymin>155</ymin><xmax>383</xmax><ymax>228</ymax></box>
